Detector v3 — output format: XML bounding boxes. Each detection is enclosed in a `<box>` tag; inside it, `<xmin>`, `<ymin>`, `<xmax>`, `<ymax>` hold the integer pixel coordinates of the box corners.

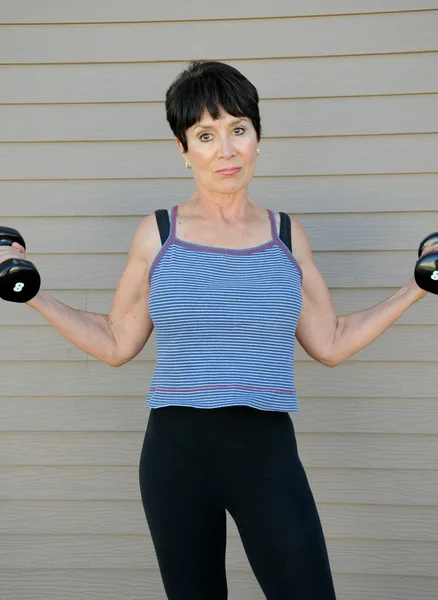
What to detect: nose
<box><xmin>217</xmin><ymin>134</ymin><xmax>237</xmax><ymax>159</ymax></box>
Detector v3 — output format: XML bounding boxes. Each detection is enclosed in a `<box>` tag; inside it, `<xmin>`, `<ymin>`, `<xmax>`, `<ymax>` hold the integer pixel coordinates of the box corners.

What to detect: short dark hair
<box><xmin>165</xmin><ymin>60</ymin><xmax>261</xmax><ymax>152</ymax></box>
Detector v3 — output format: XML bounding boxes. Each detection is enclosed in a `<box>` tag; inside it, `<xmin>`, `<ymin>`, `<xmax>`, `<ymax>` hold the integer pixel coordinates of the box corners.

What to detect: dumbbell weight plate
<box><xmin>415</xmin><ymin>232</ymin><xmax>438</xmax><ymax>295</ymax></box>
<box><xmin>0</xmin><ymin>258</ymin><xmax>41</xmax><ymax>303</ymax></box>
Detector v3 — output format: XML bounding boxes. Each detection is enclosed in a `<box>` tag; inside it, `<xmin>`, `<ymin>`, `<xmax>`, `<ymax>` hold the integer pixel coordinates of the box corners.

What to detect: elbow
<box><xmin>318</xmin><ymin>348</ymin><xmax>343</xmax><ymax>368</ymax></box>
<box><xmin>320</xmin><ymin>319</ymin><xmax>344</xmax><ymax>367</ymax></box>
<box><xmin>108</xmin><ymin>355</ymin><xmax>131</xmax><ymax>368</ymax></box>
<box><xmin>106</xmin><ymin>349</ymin><xmax>131</xmax><ymax>368</ymax></box>
<box><xmin>319</xmin><ymin>355</ymin><xmax>340</xmax><ymax>368</ymax></box>
<box><xmin>320</xmin><ymin>350</ymin><xmax>351</xmax><ymax>368</ymax></box>
<box><xmin>108</xmin><ymin>359</ymin><xmax>124</xmax><ymax>368</ymax></box>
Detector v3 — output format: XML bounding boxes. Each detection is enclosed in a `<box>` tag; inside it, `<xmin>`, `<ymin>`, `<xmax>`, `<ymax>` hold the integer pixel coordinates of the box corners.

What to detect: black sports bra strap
<box><xmin>279</xmin><ymin>212</ymin><xmax>292</xmax><ymax>253</ymax></box>
<box><xmin>155</xmin><ymin>209</ymin><xmax>170</xmax><ymax>246</ymax></box>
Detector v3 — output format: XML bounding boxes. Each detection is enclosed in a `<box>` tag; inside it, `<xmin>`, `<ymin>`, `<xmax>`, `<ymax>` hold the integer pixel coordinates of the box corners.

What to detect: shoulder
<box><xmin>286</xmin><ymin>216</ymin><xmax>313</xmax><ymax>265</ymax></box>
<box><xmin>128</xmin><ymin>212</ymin><xmax>163</xmax><ymax>264</ymax></box>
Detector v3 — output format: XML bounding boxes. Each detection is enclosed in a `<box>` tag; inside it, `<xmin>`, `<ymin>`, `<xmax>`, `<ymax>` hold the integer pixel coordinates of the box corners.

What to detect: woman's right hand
<box><xmin>0</xmin><ymin>242</ymin><xmax>26</xmax><ymax>264</ymax></box>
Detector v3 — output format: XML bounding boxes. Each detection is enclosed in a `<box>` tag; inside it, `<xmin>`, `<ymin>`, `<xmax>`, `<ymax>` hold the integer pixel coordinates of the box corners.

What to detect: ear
<box><xmin>175</xmin><ymin>138</ymin><xmax>185</xmax><ymax>155</ymax></box>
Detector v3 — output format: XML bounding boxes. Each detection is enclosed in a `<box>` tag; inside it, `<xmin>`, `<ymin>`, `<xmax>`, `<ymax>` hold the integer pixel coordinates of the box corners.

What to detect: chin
<box><xmin>214</xmin><ymin>177</ymin><xmax>250</xmax><ymax>193</ymax></box>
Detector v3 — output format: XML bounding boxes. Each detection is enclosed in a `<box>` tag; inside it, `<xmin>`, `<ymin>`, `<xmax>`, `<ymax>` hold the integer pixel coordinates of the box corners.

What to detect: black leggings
<box><xmin>139</xmin><ymin>405</ymin><xmax>336</xmax><ymax>600</ymax></box>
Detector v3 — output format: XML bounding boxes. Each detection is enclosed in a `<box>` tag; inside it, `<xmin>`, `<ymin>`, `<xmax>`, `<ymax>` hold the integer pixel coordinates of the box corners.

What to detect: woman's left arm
<box><xmin>293</xmin><ymin>219</ymin><xmax>433</xmax><ymax>368</ymax></box>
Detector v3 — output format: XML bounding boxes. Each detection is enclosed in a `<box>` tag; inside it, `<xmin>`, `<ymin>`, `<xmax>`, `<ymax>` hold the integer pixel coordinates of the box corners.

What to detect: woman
<box><xmin>1</xmin><ymin>60</ymin><xmax>435</xmax><ymax>600</ymax></box>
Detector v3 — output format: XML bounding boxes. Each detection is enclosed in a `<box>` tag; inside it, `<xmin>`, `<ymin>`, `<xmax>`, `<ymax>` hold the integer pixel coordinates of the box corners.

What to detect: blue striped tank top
<box><xmin>146</xmin><ymin>205</ymin><xmax>303</xmax><ymax>412</ymax></box>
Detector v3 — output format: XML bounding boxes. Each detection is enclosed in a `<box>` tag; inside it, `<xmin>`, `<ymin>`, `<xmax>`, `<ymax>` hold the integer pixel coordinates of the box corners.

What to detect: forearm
<box><xmin>331</xmin><ymin>278</ymin><xmax>427</xmax><ymax>366</ymax></box>
<box><xmin>27</xmin><ymin>291</ymin><xmax>118</xmax><ymax>365</ymax></box>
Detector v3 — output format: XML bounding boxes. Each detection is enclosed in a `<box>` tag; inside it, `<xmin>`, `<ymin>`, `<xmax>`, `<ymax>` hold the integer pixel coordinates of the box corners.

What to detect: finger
<box><xmin>420</xmin><ymin>243</ymin><xmax>438</xmax><ymax>256</ymax></box>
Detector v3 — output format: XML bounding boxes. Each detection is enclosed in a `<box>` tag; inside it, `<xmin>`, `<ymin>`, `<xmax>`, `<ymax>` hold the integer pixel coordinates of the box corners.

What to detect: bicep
<box><xmin>108</xmin><ymin>218</ymin><xmax>154</xmax><ymax>364</ymax></box>
<box><xmin>292</xmin><ymin>219</ymin><xmax>338</xmax><ymax>365</ymax></box>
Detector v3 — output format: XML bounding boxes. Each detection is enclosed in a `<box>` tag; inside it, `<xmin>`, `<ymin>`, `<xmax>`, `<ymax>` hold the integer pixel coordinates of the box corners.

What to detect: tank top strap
<box><xmin>170</xmin><ymin>205</ymin><xmax>178</xmax><ymax>238</ymax></box>
<box><xmin>267</xmin><ymin>209</ymin><xmax>277</xmax><ymax>241</ymax></box>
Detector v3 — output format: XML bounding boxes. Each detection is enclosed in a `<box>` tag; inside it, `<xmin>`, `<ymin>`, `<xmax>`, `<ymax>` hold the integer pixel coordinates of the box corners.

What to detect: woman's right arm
<box><xmin>25</xmin><ymin>215</ymin><xmax>156</xmax><ymax>367</ymax></box>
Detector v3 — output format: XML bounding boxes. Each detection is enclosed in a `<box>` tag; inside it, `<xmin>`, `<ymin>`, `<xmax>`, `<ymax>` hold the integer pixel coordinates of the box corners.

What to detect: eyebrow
<box><xmin>192</xmin><ymin>117</ymin><xmax>247</xmax><ymax>132</ymax></box>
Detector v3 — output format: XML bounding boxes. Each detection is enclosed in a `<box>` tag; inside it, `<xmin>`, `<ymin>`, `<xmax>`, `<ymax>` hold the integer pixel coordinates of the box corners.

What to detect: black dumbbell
<box><xmin>0</xmin><ymin>227</ymin><xmax>41</xmax><ymax>303</ymax></box>
<box><xmin>414</xmin><ymin>232</ymin><xmax>438</xmax><ymax>295</ymax></box>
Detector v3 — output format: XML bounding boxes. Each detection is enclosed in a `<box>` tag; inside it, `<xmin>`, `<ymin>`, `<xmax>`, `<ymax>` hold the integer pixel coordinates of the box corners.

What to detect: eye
<box><xmin>199</xmin><ymin>132</ymin><xmax>212</xmax><ymax>142</ymax></box>
<box><xmin>234</xmin><ymin>127</ymin><xmax>246</xmax><ymax>135</ymax></box>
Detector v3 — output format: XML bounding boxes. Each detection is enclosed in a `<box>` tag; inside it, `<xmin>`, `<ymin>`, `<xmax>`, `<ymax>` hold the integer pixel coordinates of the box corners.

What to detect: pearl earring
<box><xmin>257</xmin><ymin>148</ymin><xmax>260</xmax><ymax>155</ymax></box>
<box><xmin>185</xmin><ymin>160</ymin><xmax>191</xmax><ymax>169</ymax></box>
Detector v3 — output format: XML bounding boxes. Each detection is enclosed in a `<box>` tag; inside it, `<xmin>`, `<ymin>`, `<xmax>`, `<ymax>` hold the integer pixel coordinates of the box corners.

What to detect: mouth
<box><xmin>216</xmin><ymin>167</ymin><xmax>242</xmax><ymax>176</ymax></box>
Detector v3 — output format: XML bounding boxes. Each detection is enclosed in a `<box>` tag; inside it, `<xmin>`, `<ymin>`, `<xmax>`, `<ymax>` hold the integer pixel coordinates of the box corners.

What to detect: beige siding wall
<box><xmin>1</xmin><ymin>2</ymin><xmax>438</xmax><ymax>598</ymax></box>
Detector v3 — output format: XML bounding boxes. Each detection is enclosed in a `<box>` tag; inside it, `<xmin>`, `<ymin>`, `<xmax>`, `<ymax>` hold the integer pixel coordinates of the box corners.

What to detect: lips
<box><xmin>216</xmin><ymin>167</ymin><xmax>241</xmax><ymax>175</ymax></box>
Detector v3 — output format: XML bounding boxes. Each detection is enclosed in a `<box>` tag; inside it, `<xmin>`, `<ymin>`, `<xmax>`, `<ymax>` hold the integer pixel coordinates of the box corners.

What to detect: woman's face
<box><xmin>178</xmin><ymin>108</ymin><xmax>259</xmax><ymax>195</ymax></box>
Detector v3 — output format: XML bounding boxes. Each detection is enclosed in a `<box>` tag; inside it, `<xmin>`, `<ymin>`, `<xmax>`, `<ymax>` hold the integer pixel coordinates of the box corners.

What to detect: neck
<box><xmin>187</xmin><ymin>188</ymin><xmax>255</xmax><ymax>222</ymax></box>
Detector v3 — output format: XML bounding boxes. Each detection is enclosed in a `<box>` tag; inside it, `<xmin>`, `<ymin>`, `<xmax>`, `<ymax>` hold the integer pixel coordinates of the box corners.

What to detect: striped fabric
<box><xmin>146</xmin><ymin>205</ymin><xmax>303</xmax><ymax>412</ymax></box>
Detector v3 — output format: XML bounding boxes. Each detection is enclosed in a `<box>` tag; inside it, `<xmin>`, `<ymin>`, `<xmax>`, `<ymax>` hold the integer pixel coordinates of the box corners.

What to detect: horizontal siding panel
<box><xmin>4</xmin><ymin>500</ymin><xmax>438</xmax><ymax>542</ymax></box>
<box><xmin>0</xmin><ymin>328</ymin><xmax>87</xmax><ymax>361</ymax></box>
<box><xmin>2</xmin><ymin>135</ymin><xmax>438</xmax><ymax>179</ymax></box>
<box><xmin>28</xmin><ymin>254</ymin><xmax>128</xmax><ymax>289</ymax></box>
<box><xmin>314</xmin><ymin>251</ymin><xmax>421</xmax><ymax>287</ymax></box>
<box><xmin>4</xmin><ymin>55</ymin><xmax>438</xmax><ymax>107</ymax></box>
<box><xmin>2</xmin><ymin>1</ymin><xmax>438</xmax><ymax>23</ymax></box>
<box><xmin>325</xmin><ymin>574</ymin><xmax>438</xmax><ymax>600</ymax></box>
<box><xmin>1</xmin><ymin>361</ymin><xmax>437</xmax><ymax>398</ymax></box>
<box><xmin>299</xmin><ymin>433</ymin><xmax>438</xmax><ymax>470</ymax></box>
<box><xmin>1</xmin><ymin>534</ymin><xmax>438</xmax><ymax>576</ymax></box>
<box><xmin>0</xmin><ymin>534</ymin><xmax>160</xmax><ymax>569</ymax></box>
<box><xmin>0</xmin><ymin>500</ymin><xmax>148</xmax><ymax>535</ymax></box>
<box><xmin>0</xmin><ymin>216</ymin><xmax>143</xmax><ymax>253</ymax></box>
<box><xmin>319</xmin><ymin>504</ymin><xmax>438</xmax><ymax>542</ymax></box>
<box><xmin>3</xmin><ymin>466</ymin><xmax>438</xmax><ymax>504</ymax></box>
<box><xmin>2</xmin><ymin>55</ymin><xmax>438</xmax><ymax>104</ymax></box>
<box><xmin>0</xmin><ymin>572</ymin><xmax>437</xmax><ymax>600</ymax></box>
<box><xmin>294</xmin><ymin>361</ymin><xmax>438</xmax><ymax>399</ymax></box>
<box><xmin>327</xmin><ymin>540</ymin><xmax>438</xmax><ymax>576</ymax></box>
<box><xmin>2</xmin><ymin>397</ymin><xmax>438</xmax><ymax>434</ymax></box>
<box><xmin>2</xmin><ymin>325</ymin><xmax>437</xmax><ymax>362</ymax></box>
<box><xmin>2</xmin><ymin>14</ymin><xmax>438</xmax><ymax>64</ymax></box>
<box><xmin>308</xmin><ymin>469</ymin><xmax>438</xmax><ymax>505</ymax></box>
<box><xmin>2</xmin><ymin>175</ymin><xmax>438</xmax><ymax>216</ymax></box>
<box><xmin>0</xmin><ymin>569</ymin><xmax>169</xmax><ymax>600</ymax></box>
<box><xmin>0</xmin><ymin>432</ymin><xmax>144</xmax><ymax>466</ymax></box>
<box><xmin>3</xmin><ymin>213</ymin><xmax>437</xmax><ymax>253</ymax></box>
<box><xmin>2</xmin><ymin>431</ymin><xmax>438</xmax><ymax>470</ymax></box>
<box><xmin>3</xmin><ymin>95</ymin><xmax>438</xmax><ymax>142</ymax></box>
<box><xmin>0</xmin><ymin>251</ymin><xmax>426</xmax><ymax>289</ymax></box>
<box><xmin>298</xmin><ymin>398</ymin><xmax>438</xmax><ymax>435</ymax></box>
<box><xmin>0</xmin><ymin>397</ymin><xmax>148</xmax><ymax>431</ymax></box>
